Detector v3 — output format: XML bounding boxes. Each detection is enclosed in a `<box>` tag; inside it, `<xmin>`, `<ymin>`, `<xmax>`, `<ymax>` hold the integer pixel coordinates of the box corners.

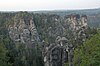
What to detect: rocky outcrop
<box><xmin>8</xmin><ymin>13</ymin><xmax>88</xmax><ymax>66</ymax></box>
<box><xmin>42</xmin><ymin>36</ymin><xmax>68</xmax><ymax>66</ymax></box>
<box><xmin>42</xmin><ymin>14</ymin><xmax>88</xmax><ymax>66</ymax></box>
<box><xmin>8</xmin><ymin>17</ymin><xmax>40</xmax><ymax>48</ymax></box>
<box><xmin>64</xmin><ymin>14</ymin><xmax>88</xmax><ymax>31</ymax></box>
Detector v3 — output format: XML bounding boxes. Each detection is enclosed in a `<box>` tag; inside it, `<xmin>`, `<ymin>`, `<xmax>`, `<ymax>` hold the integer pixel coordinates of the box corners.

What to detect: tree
<box><xmin>73</xmin><ymin>33</ymin><xmax>100</xmax><ymax>66</ymax></box>
<box><xmin>0</xmin><ymin>42</ymin><xmax>12</xmax><ymax>66</ymax></box>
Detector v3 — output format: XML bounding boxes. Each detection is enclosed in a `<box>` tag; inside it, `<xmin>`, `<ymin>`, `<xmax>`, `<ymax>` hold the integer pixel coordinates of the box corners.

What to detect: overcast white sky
<box><xmin>0</xmin><ymin>0</ymin><xmax>100</xmax><ymax>11</ymax></box>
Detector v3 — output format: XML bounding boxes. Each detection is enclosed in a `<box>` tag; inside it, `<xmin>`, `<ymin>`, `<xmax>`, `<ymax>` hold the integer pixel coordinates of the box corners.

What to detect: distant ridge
<box><xmin>0</xmin><ymin>8</ymin><xmax>100</xmax><ymax>15</ymax></box>
<box><xmin>32</xmin><ymin>8</ymin><xmax>100</xmax><ymax>16</ymax></box>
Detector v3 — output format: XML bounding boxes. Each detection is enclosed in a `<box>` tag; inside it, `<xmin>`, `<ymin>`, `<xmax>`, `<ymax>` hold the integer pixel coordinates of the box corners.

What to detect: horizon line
<box><xmin>0</xmin><ymin>7</ymin><xmax>100</xmax><ymax>12</ymax></box>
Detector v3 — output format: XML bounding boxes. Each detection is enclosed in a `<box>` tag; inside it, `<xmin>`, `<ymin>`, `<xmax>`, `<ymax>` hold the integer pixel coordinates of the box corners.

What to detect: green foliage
<box><xmin>0</xmin><ymin>42</ymin><xmax>12</xmax><ymax>66</ymax></box>
<box><xmin>0</xmin><ymin>12</ymin><xmax>44</xmax><ymax>66</ymax></box>
<box><xmin>0</xmin><ymin>12</ymin><xmax>100</xmax><ymax>66</ymax></box>
<box><xmin>73</xmin><ymin>33</ymin><xmax>100</xmax><ymax>66</ymax></box>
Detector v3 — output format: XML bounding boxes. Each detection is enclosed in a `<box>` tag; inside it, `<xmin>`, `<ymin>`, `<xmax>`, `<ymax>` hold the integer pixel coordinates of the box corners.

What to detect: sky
<box><xmin>0</xmin><ymin>0</ymin><xmax>100</xmax><ymax>11</ymax></box>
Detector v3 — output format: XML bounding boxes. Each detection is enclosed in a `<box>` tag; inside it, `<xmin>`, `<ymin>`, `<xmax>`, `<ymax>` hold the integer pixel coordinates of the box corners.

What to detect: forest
<box><xmin>0</xmin><ymin>11</ymin><xmax>100</xmax><ymax>66</ymax></box>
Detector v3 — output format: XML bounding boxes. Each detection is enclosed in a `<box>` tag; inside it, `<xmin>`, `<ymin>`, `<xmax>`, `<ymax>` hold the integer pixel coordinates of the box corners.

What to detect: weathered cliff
<box><xmin>7</xmin><ymin>12</ymin><xmax>88</xmax><ymax>66</ymax></box>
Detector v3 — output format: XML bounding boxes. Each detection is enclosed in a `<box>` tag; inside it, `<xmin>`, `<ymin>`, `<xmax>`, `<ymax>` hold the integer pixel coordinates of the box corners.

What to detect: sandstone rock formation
<box><xmin>8</xmin><ymin>17</ymin><xmax>40</xmax><ymax>48</ymax></box>
<box><xmin>8</xmin><ymin>13</ymin><xmax>88</xmax><ymax>66</ymax></box>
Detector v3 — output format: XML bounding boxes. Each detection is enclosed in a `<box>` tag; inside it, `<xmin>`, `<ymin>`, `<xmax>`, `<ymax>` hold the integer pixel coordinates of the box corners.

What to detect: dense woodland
<box><xmin>0</xmin><ymin>11</ymin><xmax>100</xmax><ymax>66</ymax></box>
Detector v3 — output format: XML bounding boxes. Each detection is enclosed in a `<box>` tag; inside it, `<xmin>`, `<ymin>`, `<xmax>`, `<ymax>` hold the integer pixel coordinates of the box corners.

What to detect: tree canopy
<box><xmin>74</xmin><ymin>33</ymin><xmax>100</xmax><ymax>66</ymax></box>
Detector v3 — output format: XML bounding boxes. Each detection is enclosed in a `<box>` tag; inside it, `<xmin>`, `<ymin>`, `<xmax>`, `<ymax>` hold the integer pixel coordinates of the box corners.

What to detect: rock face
<box><xmin>64</xmin><ymin>14</ymin><xmax>88</xmax><ymax>31</ymax></box>
<box><xmin>8</xmin><ymin>13</ymin><xmax>88</xmax><ymax>66</ymax></box>
<box><xmin>42</xmin><ymin>36</ymin><xmax>68</xmax><ymax>66</ymax></box>
<box><xmin>8</xmin><ymin>17</ymin><xmax>40</xmax><ymax>48</ymax></box>
<box><xmin>42</xmin><ymin>14</ymin><xmax>88</xmax><ymax>66</ymax></box>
